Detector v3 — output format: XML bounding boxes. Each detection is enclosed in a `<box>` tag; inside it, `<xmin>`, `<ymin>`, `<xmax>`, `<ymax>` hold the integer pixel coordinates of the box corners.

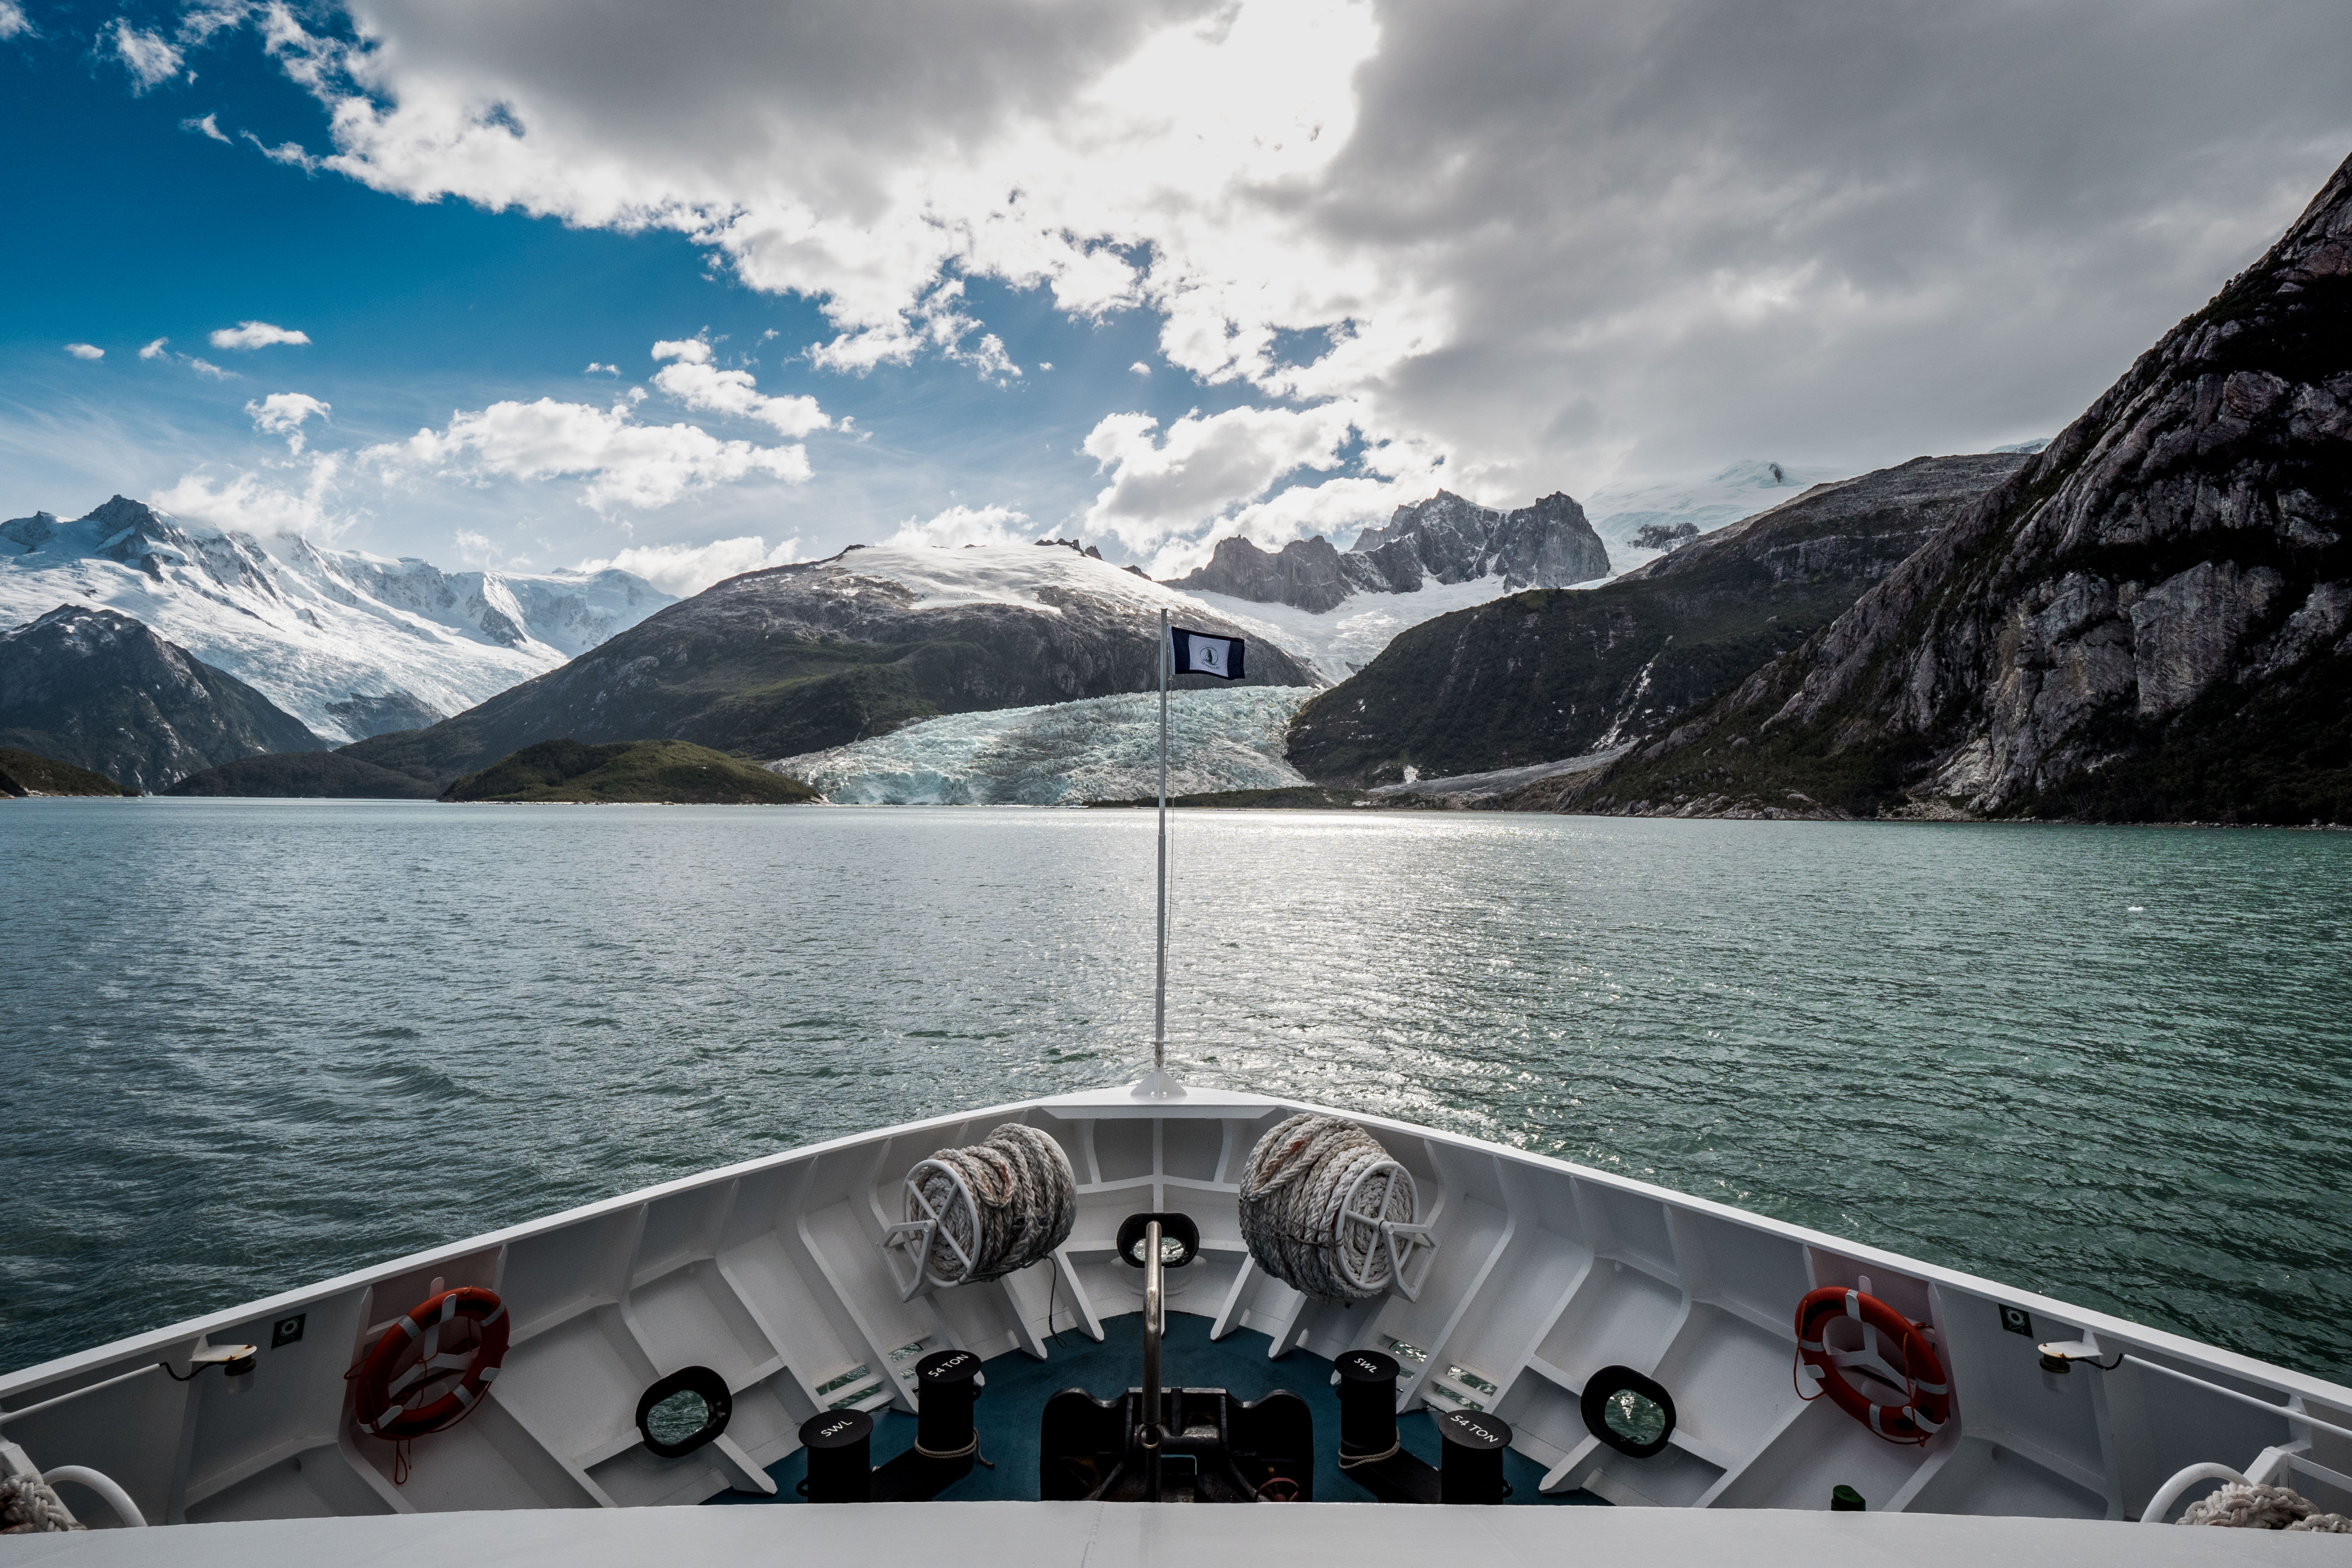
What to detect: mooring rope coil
<box><xmin>1238</xmin><ymin>1113</ymin><xmax>1427</xmax><ymax>1303</ymax></box>
<box><xmin>0</xmin><ymin>1474</ymin><xmax>83</xmax><ymax>1535</ymax></box>
<box><xmin>902</xmin><ymin>1123</ymin><xmax>1076</xmax><ymax>1289</ymax></box>
<box><xmin>2178</xmin><ymin>1481</ymin><xmax>2352</xmax><ymax>1531</ymax></box>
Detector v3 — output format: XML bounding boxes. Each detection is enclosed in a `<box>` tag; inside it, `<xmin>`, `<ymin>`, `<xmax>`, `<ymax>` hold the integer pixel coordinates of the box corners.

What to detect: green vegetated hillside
<box><xmin>0</xmin><ymin>746</ymin><xmax>136</xmax><ymax>797</ymax></box>
<box><xmin>166</xmin><ymin>752</ymin><xmax>441</xmax><ymax>799</ymax></box>
<box><xmin>1576</xmin><ymin>149</ymin><xmax>2352</xmax><ymax>826</ymax></box>
<box><xmin>1288</xmin><ymin>453</ymin><xmax>2026</xmax><ymax>786</ymax></box>
<box><xmin>441</xmin><ymin>739</ymin><xmax>821</xmax><ymax>804</ymax></box>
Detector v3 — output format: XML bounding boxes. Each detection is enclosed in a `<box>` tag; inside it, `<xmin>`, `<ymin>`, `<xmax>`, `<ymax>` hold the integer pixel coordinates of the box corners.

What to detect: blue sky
<box><xmin>3</xmin><ymin>0</ymin><xmax>2345</xmax><ymax>590</ymax></box>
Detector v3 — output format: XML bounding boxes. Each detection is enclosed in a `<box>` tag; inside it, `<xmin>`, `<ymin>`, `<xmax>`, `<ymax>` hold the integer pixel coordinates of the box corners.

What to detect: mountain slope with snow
<box><xmin>773</xmin><ymin>686</ymin><xmax>1313</xmax><ymax>804</ymax></box>
<box><xmin>0</xmin><ymin>497</ymin><xmax>672</xmax><ymax>744</ymax></box>
<box><xmin>0</xmin><ymin>604</ymin><xmax>326</xmax><ymax>790</ymax></box>
<box><xmin>343</xmin><ymin>541</ymin><xmax>1322</xmax><ymax>787</ymax></box>
<box><xmin>1157</xmin><ymin>473</ymin><xmax>1863</xmax><ymax>681</ymax></box>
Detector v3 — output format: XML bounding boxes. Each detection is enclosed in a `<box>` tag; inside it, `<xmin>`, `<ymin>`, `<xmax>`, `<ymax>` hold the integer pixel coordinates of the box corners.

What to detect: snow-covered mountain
<box><xmin>341</xmin><ymin>539</ymin><xmax>1322</xmax><ymax>787</ymax></box>
<box><xmin>1155</xmin><ymin>473</ymin><xmax>1864</xmax><ymax>681</ymax></box>
<box><xmin>0</xmin><ymin>497</ymin><xmax>673</xmax><ymax>744</ymax></box>
<box><xmin>1580</xmin><ymin>460</ymin><xmax>1848</xmax><ymax>574</ymax></box>
<box><xmin>772</xmin><ymin>686</ymin><xmax>1313</xmax><ymax>805</ymax></box>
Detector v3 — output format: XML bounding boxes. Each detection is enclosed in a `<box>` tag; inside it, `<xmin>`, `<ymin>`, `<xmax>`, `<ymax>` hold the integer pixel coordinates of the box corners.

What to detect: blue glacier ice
<box><xmin>771</xmin><ymin>687</ymin><xmax>1315</xmax><ymax>804</ymax></box>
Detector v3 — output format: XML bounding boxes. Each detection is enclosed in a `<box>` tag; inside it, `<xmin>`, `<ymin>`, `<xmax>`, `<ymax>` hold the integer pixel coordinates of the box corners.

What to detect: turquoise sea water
<box><xmin>3</xmin><ymin>800</ymin><xmax>2347</xmax><ymax>1384</ymax></box>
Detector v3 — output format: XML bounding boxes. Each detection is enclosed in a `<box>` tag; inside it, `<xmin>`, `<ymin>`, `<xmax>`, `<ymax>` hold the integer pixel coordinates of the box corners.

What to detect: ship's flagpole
<box><xmin>1154</xmin><ymin>608</ymin><xmax>1170</xmax><ymax>1079</ymax></box>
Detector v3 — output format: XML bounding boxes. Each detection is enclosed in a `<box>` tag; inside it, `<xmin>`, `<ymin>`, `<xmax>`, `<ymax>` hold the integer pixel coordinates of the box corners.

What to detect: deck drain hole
<box><xmin>637</xmin><ymin>1365</ymin><xmax>733</xmax><ymax>1458</ymax></box>
<box><xmin>1581</xmin><ymin>1365</ymin><xmax>1676</xmax><ymax>1458</ymax></box>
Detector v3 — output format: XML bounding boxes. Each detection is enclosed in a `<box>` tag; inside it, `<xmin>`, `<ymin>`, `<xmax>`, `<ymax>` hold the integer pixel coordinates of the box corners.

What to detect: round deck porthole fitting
<box><xmin>636</xmin><ymin>1365</ymin><xmax>733</xmax><ymax>1460</ymax></box>
<box><xmin>1580</xmin><ymin>1364</ymin><xmax>1676</xmax><ymax>1459</ymax></box>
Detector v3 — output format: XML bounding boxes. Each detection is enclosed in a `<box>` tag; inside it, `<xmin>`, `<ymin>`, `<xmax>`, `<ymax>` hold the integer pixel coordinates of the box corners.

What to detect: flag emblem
<box><xmin>1169</xmin><ymin>626</ymin><xmax>1245</xmax><ymax>680</ymax></box>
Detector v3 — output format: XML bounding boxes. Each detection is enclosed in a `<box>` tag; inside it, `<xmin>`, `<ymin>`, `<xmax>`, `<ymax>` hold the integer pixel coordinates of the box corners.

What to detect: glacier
<box><xmin>0</xmin><ymin>497</ymin><xmax>672</xmax><ymax>744</ymax></box>
<box><xmin>771</xmin><ymin>686</ymin><xmax>1315</xmax><ymax>805</ymax></box>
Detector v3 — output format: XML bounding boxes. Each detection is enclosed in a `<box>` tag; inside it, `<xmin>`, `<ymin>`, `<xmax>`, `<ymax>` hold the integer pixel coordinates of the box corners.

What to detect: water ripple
<box><xmin>1</xmin><ymin>800</ymin><xmax>2346</xmax><ymax>1382</ymax></box>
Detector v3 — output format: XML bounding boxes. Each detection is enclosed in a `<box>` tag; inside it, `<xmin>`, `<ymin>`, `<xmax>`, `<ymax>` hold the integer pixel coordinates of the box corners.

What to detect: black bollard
<box><xmin>799</xmin><ymin>1408</ymin><xmax>873</xmax><ymax>1503</ymax></box>
<box><xmin>1333</xmin><ymin>1349</ymin><xmax>1402</xmax><ymax>1460</ymax></box>
<box><xmin>1436</xmin><ymin>1409</ymin><xmax>1511</xmax><ymax>1504</ymax></box>
<box><xmin>915</xmin><ymin>1349</ymin><xmax>983</xmax><ymax>1459</ymax></box>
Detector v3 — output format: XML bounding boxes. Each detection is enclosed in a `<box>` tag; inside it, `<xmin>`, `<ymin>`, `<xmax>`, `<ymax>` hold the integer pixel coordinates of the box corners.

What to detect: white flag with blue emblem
<box><xmin>1169</xmin><ymin>626</ymin><xmax>1245</xmax><ymax>680</ymax></box>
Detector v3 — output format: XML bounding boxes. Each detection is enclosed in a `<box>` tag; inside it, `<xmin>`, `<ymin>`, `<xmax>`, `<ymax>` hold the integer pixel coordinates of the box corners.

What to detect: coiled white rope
<box><xmin>2178</xmin><ymin>1481</ymin><xmax>2352</xmax><ymax>1531</ymax></box>
<box><xmin>1238</xmin><ymin>1113</ymin><xmax>1421</xmax><ymax>1303</ymax></box>
<box><xmin>905</xmin><ymin>1123</ymin><xmax>1076</xmax><ymax>1288</ymax></box>
<box><xmin>0</xmin><ymin>1473</ymin><xmax>83</xmax><ymax>1534</ymax></box>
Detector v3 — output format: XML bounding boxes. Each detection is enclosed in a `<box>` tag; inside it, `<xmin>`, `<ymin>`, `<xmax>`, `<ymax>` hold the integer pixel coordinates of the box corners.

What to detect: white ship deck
<box><xmin>3</xmin><ymin>1082</ymin><xmax>2347</xmax><ymax>1556</ymax></box>
<box><xmin>8</xmin><ymin>1496</ymin><xmax>2351</xmax><ymax>1565</ymax></box>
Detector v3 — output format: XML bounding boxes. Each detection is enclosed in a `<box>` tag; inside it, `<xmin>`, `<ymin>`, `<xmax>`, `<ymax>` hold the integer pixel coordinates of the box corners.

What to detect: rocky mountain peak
<box><xmin>1591</xmin><ymin>147</ymin><xmax>2352</xmax><ymax>824</ymax></box>
<box><xmin>1345</xmin><ymin>489</ymin><xmax>1609</xmax><ymax>594</ymax></box>
<box><xmin>1166</xmin><ymin>486</ymin><xmax>1612</xmax><ymax>612</ymax></box>
<box><xmin>0</xmin><ymin>603</ymin><xmax>325</xmax><ymax>790</ymax></box>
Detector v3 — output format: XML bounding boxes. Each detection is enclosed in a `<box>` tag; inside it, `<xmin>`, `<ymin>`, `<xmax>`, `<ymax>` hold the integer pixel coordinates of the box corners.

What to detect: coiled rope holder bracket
<box><xmin>882</xmin><ymin>1156</ymin><xmax>983</xmax><ymax>1302</ymax></box>
<box><xmin>1337</xmin><ymin>1161</ymin><xmax>1437</xmax><ymax>1303</ymax></box>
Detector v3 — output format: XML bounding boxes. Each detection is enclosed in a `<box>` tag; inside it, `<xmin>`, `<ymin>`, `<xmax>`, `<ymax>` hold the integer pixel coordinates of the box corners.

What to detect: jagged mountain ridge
<box><xmin>344</xmin><ymin>542</ymin><xmax>1322</xmax><ymax>787</ymax></box>
<box><xmin>0</xmin><ymin>605</ymin><xmax>326</xmax><ymax>790</ymax></box>
<box><xmin>1581</xmin><ymin>150</ymin><xmax>2352</xmax><ymax>823</ymax></box>
<box><xmin>1285</xmin><ymin>453</ymin><xmax>2028</xmax><ymax>786</ymax></box>
<box><xmin>0</xmin><ymin>497</ymin><xmax>672</xmax><ymax>743</ymax></box>
<box><xmin>1167</xmin><ymin>490</ymin><xmax>1610</xmax><ymax>613</ymax></box>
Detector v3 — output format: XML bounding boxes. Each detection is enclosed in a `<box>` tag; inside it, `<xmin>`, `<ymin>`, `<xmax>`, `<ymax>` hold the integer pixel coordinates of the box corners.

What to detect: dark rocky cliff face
<box><xmin>1347</xmin><ymin>490</ymin><xmax>1610</xmax><ymax>594</ymax></box>
<box><xmin>0</xmin><ymin>605</ymin><xmax>325</xmax><ymax>789</ymax></box>
<box><xmin>1166</xmin><ymin>489</ymin><xmax>1611</xmax><ymax>612</ymax></box>
<box><xmin>345</xmin><ymin>548</ymin><xmax>1319</xmax><ymax>786</ymax></box>
<box><xmin>1583</xmin><ymin>151</ymin><xmax>2352</xmax><ymax>824</ymax></box>
<box><xmin>1167</xmin><ymin>534</ymin><xmax>1352</xmax><ymax>612</ymax></box>
<box><xmin>1287</xmin><ymin>454</ymin><xmax>2024</xmax><ymax>786</ymax></box>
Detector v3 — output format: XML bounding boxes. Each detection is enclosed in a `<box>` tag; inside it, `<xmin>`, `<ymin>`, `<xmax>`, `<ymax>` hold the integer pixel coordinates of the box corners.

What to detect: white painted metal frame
<box><xmin>1</xmin><ymin>1081</ymin><xmax>2347</xmax><ymax>1534</ymax></box>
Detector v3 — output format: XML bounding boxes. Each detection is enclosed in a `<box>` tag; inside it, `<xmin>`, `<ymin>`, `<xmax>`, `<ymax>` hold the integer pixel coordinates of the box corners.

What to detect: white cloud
<box><xmin>883</xmin><ymin>503</ymin><xmax>1031</xmax><ymax>550</ymax></box>
<box><xmin>242</xmin><ymin>132</ymin><xmax>322</xmax><ymax>171</ymax></box>
<box><xmin>649</xmin><ymin>338</ymin><xmax>832</xmax><ymax>437</ymax></box>
<box><xmin>64</xmin><ymin>343</ymin><xmax>104</xmax><ymax>360</ymax></box>
<box><xmin>176</xmin><ymin>3</ymin><xmax>251</xmax><ymax>47</ymax></box>
<box><xmin>211</xmin><ymin>319</ymin><xmax>311</xmax><ymax>350</ymax></box>
<box><xmin>246</xmin><ymin>391</ymin><xmax>331</xmax><ymax>452</ymax></box>
<box><xmin>173</xmin><ymin>0</ymin><xmax>2352</xmax><ymax>519</ymax></box>
<box><xmin>187</xmin><ymin>356</ymin><xmax>235</xmax><ymax>379</ymax></box>
<box><xmin>0</xmin><ymin>2</ymin><xmax>36</xmax><ymax>41</ymax></box>
<box><xmin>152</xmin><ymin>454</ymin><xmax>352</xmax><ymax>541</ymax></box>
<box><xmin>1127</xmin><ymin>362</ymin><xmax>1151</xmax><ymax>377</ymax></box>
<box><xmin>586</xmin><ymin>361</ymin><xmax>619</xmax><ymax>375</ymax></box>
<box><xmin>1079</xmin><ymin>402</ymin><xmax>1369</xmax><ymax>550</ymax></box>
<box><xmin>364</xmin><ymin>396</ymin><xmax>813</xmax><ymax>511</ymax></box>
<box><xmin>139</xmin><ymin>338</ymin><xmax>170</xmax><ymax>359</ymax></box>
<box><xmin>182</xmin><ymin>112</ymin><xmax>231</xmax><ymax>142</ymax></box>
<box><xmin>574</xmin><ymin>535</ymin><xmax>802</xmax><ymax>595</ymax></box>
<box><xmin>107</xmin><ymin>20</ymin><xmax>183</xmax><ymax>91</ymax></box>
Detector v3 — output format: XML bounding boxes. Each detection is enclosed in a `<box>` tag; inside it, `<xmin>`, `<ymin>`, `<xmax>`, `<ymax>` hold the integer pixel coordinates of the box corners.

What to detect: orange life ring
<box><xmin>1794</xmin><ymin>1286</ymin><xmax>1950</xmax><ymax>1446</ymax></box>
<box><xmin>350</xmin><ymin>1287</ymin><xmax>510</xmax><ymax>1441</ymax></box>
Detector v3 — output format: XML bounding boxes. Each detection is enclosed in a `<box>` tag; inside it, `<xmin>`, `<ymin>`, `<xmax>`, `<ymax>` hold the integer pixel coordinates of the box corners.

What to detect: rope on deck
<box><xmin>1238</xmin><ymin>1113</ymin><xmax>1419</xmax><ymax>1303</ymax></box>
<box><xmin>0</xmin><ymin>1473</ymin><xmax>84</xmax><ymax>1534</ymax></box>
<box><xmin>906</xmin><ymin>1123</ymin><xmax>1076</xmax><ymax>1287</ymax></box>
<box><xmin>2178</xmin><ymin>1482</ymin><xmax>2352</xmax><ymax>1531</ymax></box>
